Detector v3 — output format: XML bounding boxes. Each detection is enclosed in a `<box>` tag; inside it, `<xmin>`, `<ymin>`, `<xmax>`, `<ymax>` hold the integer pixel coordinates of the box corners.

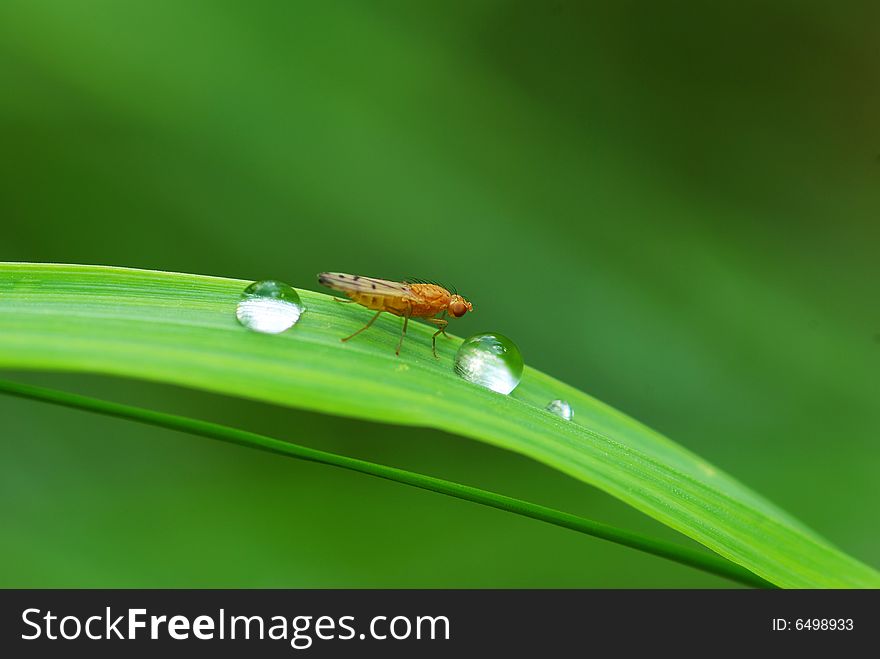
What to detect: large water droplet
<box><xmin>235</xmin><ymin>280</ymin><xmax>304</xmax><ymax>334</ymax></box>
<box><xmin>546</xmin><ymin>399</ymin><xmax>573</xmax><ymax>421</ymax></box>
<box><xmin>453</xmin><ymin>332</ymin><xmax>523</xmax><ymax>394</ymax></box>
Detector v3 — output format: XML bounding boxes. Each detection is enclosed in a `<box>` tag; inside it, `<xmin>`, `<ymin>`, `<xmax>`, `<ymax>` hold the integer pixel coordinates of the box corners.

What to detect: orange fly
<box><xmin>317</xmin><ymin>273</ymin><xmax>473</xmax><ymax>357</ymax></box>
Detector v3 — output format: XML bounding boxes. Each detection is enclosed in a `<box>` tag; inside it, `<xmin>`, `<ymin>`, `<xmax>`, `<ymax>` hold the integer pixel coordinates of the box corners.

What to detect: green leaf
<box><xmin>0</xmin><ymin>262</ymin><xmax>876</xmax><ymax>588</ymax></box>
<box><xmin>0</xmin><ymin>377</ymin><xmax>771</xmax><ymax>588</ymax></box>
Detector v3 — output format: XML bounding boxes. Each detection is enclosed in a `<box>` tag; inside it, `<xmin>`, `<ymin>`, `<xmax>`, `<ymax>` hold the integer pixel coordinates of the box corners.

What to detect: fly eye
<box><xmin>450</xmin><ymin>301</ymin><xmax>467</xmax><ymax>318</ymax></box>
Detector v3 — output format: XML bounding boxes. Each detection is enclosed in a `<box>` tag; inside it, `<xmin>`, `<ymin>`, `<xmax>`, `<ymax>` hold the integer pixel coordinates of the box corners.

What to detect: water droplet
<box><xmin>453</xmin><ymin>332</ymin><xmax>523</xmax><ymax>394</ymax></box>
<box><xmin>546</xmin><ymin>399</ymin><xmax>573</xmax><ymax>421</ymax></box>
<box><xmin>697</xmin><ymin>462</ymin><xmax>717</xmax><ymax>477</ymax></box>
<box><xmin>235</xmin><ymin>280</ymin><xmax>304</xmax><ymax>334</ymax></box>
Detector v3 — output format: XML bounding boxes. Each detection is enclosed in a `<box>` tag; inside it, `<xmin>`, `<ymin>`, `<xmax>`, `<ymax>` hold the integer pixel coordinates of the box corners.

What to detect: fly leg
<box><xmin>394</xmin><ymin>301</ymin><xmax>413</xmax><ymax>356</ymax></box>
<box><xmin>342</xmin><ymin>310</ymin><xmax>382</xmax><ymax>342</ymax></box>
<box><xmin>426</xmin><ymin>317</ymin><xmax>449</xmax><ymax>358</ymax></box>
<box><xmin>434</xmin><ymin>310</ymin><xmax>451</xmax><ymax>340</ymax></box>
<box><xmin>333</xmin><ymin>296</ymin><xmax>355</xmax><ymax>303</ymax></box>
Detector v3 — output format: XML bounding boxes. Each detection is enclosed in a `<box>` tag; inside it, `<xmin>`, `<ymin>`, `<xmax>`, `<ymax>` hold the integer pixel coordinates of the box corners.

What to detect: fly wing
<box><xmin>318</xmin><ymin>273</ymin><xmax>412</xmax><ymax>297</ymax></box>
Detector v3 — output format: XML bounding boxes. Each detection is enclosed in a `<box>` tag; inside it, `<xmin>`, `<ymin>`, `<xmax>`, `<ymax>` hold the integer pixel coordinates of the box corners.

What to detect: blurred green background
<box><xmin>1</xmin><ymin>1</ymin><xmax>878</xmax><ymax>587</ymax></box>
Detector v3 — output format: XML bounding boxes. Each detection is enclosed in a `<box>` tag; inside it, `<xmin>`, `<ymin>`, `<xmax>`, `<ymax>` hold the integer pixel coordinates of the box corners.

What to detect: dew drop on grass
<box><xmin>453</xmin><ymin>332</ymin><xmax>523</xmax><ymax>394</ymax></box>
<box><xmin>546</xmin><ymin>399</ymin><xmax>573</xmax><ymax>421</ymax></box>
<box><xmin>235</xmin><ymin>280</ymin><xmax>304</xmax><ymax>334</ymax></box>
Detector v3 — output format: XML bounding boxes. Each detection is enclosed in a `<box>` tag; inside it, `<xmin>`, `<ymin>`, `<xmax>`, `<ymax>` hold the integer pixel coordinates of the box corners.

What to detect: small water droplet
<box><xmin>453</xmin><ymin>332</ymin><xmax>523</xmax><ymax>394</ymax></box>
<box><xmin>697</xmin><ymin>462</ymin><xmax>717</xmax><ymax>477</ymax></box>
<box><xmin>235</xmin><ymin>280</ymin><xmax>304</xmax><ymax>334</ymax></box>
<box><xmin>546</xmin><ymin>399</ymin><xmax>573</xmax><ymax>420</ymax></box>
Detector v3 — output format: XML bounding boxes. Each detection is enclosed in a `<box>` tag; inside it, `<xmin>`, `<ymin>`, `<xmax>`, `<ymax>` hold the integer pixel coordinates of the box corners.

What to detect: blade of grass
<box><xmin>0</xmin><ymin>262</ymin><xmax>877</xmax><ymax>587</ymax></box>
<box><xmin>0</xmin><ymin>377</ymin><xmax>772</xmax><ymax>588</ymax></box>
